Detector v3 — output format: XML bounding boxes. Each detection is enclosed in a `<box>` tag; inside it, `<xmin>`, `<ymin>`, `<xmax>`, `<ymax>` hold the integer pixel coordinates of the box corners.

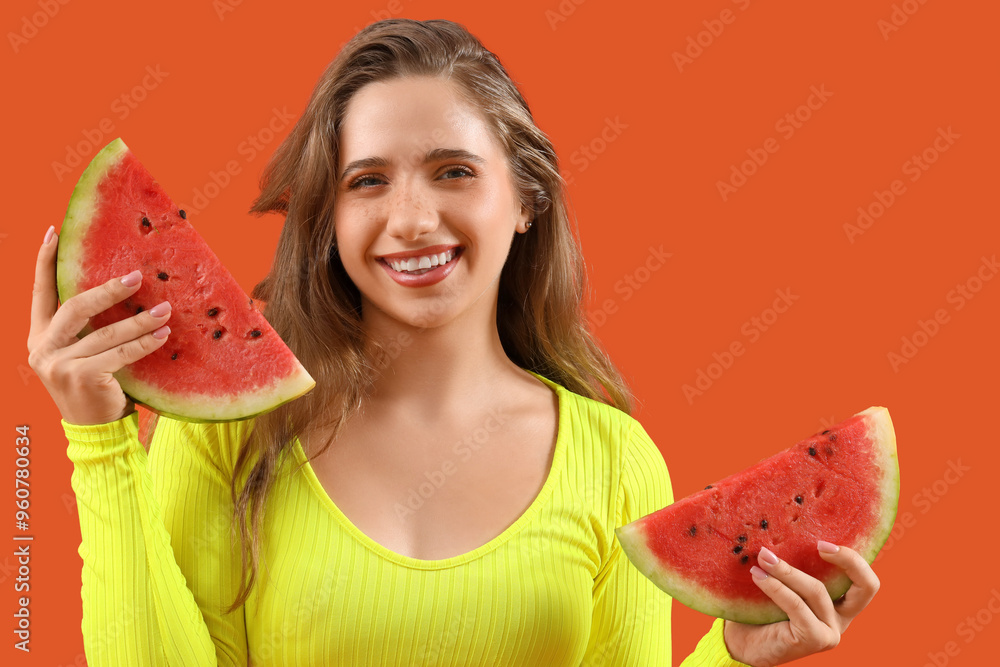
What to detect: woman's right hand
<box><xmin>27</xmin><ymin>225</ymin><xmax>173</xmax><ymax>426</ymax></box>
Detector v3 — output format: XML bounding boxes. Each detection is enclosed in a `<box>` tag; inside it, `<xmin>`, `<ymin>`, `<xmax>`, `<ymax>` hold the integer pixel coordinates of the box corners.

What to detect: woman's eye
<box><xmin>442</xmin><ymin>166</ymin><xmax>474</xmax><ymax>179</ymax></box>
<box><xmin>347</xmin><ymin>175</ymin><xmax>382</xmax><ymax>190</ymax></box>
<box><xmin>346</xmin><ymin>167</ymin><xmax>474</xmax><ymax>190</ymax></box>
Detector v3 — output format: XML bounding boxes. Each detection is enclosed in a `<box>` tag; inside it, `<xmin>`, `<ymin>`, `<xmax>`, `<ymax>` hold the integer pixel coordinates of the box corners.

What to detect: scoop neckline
<box><xmin>291</xmin><ymin>369</ymin><xmax>568</xmax><ymax>570</ymax></box>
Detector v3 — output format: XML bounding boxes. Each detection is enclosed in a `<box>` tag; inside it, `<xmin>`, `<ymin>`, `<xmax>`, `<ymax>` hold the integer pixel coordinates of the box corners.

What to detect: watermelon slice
<box><xmin>615</xmin><ymin>407</ymin><xmax>898</xmax><ymax>624</ymax></box>
<box><xmin>56</xmin><ymin>138</ymin><xmax>315</xmax><ymax>423</ymax></box>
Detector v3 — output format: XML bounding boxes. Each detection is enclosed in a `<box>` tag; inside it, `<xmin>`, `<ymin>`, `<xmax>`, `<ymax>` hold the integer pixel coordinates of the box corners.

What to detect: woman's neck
<box><xmin>361</xmin><ymin>296</ymin><xmax>521</xmax><ymax>419</ymax></box>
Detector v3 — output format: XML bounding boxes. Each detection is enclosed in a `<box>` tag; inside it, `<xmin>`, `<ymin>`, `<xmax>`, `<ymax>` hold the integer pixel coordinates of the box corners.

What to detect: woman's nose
<box><xmin>385</xmin><ymin>180</ymin><xmax>438</xmax><ymax>241</ymax></box>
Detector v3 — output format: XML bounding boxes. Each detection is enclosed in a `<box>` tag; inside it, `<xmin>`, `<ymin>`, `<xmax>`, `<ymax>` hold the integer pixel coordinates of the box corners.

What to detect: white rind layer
<box><xmin>615</xmin><ymin>406</ymin><xmax>899</xmax><ymax>625</ymax></box>
<box><xmin>57</xmin><ymin>138</ymin><xmax>130</xmax><ymax>317</ymax></box>
<box><xmin>117</xmin><ymin>360</ymin><xmax>316</xmax><ymax>423</ymax></box>
<box><xmin>56</xmin><ymin>137</ymin><xmax>316</xmax><ymax>423</ymax></box>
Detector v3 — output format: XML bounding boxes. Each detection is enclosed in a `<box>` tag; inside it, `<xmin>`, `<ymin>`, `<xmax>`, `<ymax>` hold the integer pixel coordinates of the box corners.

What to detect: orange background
<box><xmin>3</xmin><ymin>0</ymin><xmax>998</xmax><ymax>665</ymax></box>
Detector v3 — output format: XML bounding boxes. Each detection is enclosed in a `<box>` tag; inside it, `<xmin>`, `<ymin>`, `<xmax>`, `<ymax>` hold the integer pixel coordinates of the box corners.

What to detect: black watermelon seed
<box><xmin>740</xmin><ymin>554</ymin><xmax>749</xmax><ymax>564</ymax></box>
<box><xmin>179</xmin><ymin>209</ymin><xmax>186</xmax><ymax>219</ymax></box>
<box><xmin>828</xmin><ymin>432</ymin><xmax>837</xmax><ymax>442</ymax></box>
<box><xmin>207</xmin><ymin>308</ymin><xmax>219</xmax><ymax>317</ymax></box>
<box><xmin>135</xmin><ymin>306</ymin><xmax>144</xmax><ymax>314</ymax></box>
<box><xmin>705</xmin><ymin>485</ymin><xmax>713</xmax><ymax>490</ymax></box>
<box><xmin>738</xmin><ymin>534</ymin><xmax>747</xmax><ymax>543</ymax></box>
<box><xmin>141</xmin><ymin>216</ymin><xmax>150</xmax><ymax>228</ymax></box>
<box><xmin>825</xmin><ymin>446</ymin><xmax>833</xmax><ymax>455</ymax></box>
<box><xmin>213</xmin><ymin>329</ymin><xmax>222</xmax><ymax>339</ymax></box>
<box><xmin>795</xmin><ymin>496</ymin><xmax>803</xmax><ymax>504</ymax></box>
<box><xmin>157</xmin><ymin>272</ymin><xmax>168</xmax><ymax>281</ymax></box>
<box><xmin>760</xmin><ymin>519</ymin><xmax>768</xmax><ymax>530</ymax></box>
<box><xmin>733</xmin><ymin>545</ymin><xmax>743</xmax><ymax>554</ymax></box>
<box><xmin>689</xmin><ymin>525</ymin><xmax>697</xmax><ymax>537</ymax></box>
<box><xmin>171</xmin><ymin>353</ymin><xmax>178</xmax><ymax>360</ymax></box>
<box><xmin>808</xmin><ymin>446</ymin><xmax>817</xmax><ymax>456</ymax></box>
<box><xmin>821</xmin><ymin>429</ymin><xmax>831</xmax><ymax>435</ymax></box>
<box><xmin>250</xmin><ymin>329</ymin><xmax>262</xmax><ymax>338</ymax></box>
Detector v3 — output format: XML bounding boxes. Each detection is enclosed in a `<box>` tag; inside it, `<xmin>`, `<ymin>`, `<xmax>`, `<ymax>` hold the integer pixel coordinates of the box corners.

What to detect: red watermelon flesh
<box><xmin>56</xmin><ymin>138</ymin><xmax>315</xmax><ymax>422</ymax></box>
<box><xmin>615</xmin><ymin>407</ymin><xmax>898</xmax><ymax>624</ymax></box>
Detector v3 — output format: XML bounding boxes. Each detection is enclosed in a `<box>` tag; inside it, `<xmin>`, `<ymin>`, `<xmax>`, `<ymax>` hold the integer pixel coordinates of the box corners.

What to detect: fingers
<box><xmin>817</xmin><ymin>542</ymin><xmax>880</xmax><ymax>622</ymax></box>
<box><xmin>750</xmin><ymin>568</ymin><xmax>842</xmax><ymax>653</ymax></box>
<box><xmin>28</xmin><ymin>226</ymin><xmax>59</xmax><ymax>347</ymax></box>
<box><xmin>47</xmin><ymin>269</ymin><xmax>145</xmax><ymax>350</ymax></box>
<box><xmin>71</xmin><ymin>300</ymin><xmax>172</xmax><ymax>360</ymax></box>
<box><xmin>85</xmin><ymin>321</ymin><xmax>171</xmax><ymax>376</ymax></box>
<box><xmin>753</xmin><ymin>547</ymin><xmax>840</xmax><ymax>630</ymax></box>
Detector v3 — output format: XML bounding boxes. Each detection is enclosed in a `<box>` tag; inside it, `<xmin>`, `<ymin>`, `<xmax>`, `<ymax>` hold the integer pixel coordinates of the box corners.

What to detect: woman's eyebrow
<box><xmin>337</xmin><ymin>148</ymin><xmax>486</xmax><ymax>184</ymax></box>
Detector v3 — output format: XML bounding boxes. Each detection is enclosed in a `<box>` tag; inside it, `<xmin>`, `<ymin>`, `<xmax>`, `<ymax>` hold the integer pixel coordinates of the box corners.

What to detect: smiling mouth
<box><xmin>380</xmin><ymin>246</ymin><xmax>464</xmax><ymax>274</ymax></box>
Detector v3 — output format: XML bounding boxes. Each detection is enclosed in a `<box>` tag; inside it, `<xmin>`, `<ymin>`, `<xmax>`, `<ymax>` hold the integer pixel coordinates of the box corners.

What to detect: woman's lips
<box><xmin>378</xmin><ymin>247</ymin><xmax>464</xmax><ymax>287</ymax></box>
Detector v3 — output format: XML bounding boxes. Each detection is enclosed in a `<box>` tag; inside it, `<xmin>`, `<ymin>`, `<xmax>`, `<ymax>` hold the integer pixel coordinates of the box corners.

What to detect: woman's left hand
<box><xmin>722</xmin><ymin>541</ymin><xmax>881</xmax><ymax>667</ymax></box>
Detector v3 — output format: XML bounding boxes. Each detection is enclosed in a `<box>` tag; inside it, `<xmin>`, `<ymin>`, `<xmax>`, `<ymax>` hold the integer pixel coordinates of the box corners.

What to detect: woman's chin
<box><xmin>362</xmin><ymin>301</ymin><xmax>459</xmax><ymax>333</ymax></box>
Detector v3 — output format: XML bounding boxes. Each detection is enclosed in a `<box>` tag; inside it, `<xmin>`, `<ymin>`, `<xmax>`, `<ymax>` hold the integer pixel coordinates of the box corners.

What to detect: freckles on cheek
<box><xmin>336</xmin><ymin>201</ymin><xmax>378</xmax><ymax>239</ymax></box>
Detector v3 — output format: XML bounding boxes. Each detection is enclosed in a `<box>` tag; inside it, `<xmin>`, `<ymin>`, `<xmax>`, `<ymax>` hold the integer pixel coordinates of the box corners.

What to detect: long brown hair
<box><xmin>149</xmin><ymin>17</ymin><xmax>636</xmax><ymax>614</ymax></box>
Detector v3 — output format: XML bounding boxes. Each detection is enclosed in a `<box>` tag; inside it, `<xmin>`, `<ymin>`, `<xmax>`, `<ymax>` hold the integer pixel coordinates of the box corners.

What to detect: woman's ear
<box><xmin>517</xmin><ymin>203</ymin><xmax>533</xmax><ymax>233</ymax></box>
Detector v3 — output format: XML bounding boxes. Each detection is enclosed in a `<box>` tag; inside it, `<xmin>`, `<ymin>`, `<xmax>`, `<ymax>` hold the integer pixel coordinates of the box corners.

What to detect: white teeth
<box><xmin>388</xmin><ymin>249</ymin><xmax>456</xmax><ymax>273</ymax></box>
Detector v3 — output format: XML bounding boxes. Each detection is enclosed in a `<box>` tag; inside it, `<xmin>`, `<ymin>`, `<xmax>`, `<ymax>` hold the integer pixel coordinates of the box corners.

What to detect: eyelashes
<box><xmin>345</xmin><ymin>166</ymin><xmax>476</xmax><ymax>191</ymax></box>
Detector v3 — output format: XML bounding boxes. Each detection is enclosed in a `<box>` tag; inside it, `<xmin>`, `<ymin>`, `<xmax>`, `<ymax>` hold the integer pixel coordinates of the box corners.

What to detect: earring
<box><xmin>525</xmin><ymin>220</ymin><xmax>533</xmax><ymax>230</ymax></box>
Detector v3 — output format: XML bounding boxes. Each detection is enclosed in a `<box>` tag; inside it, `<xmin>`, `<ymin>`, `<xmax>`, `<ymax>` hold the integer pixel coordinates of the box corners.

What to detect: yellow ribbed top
<box><xmin>62</xmin><ymin>370</ymin><xmax>750</xmax><ymax>666</ymax></box>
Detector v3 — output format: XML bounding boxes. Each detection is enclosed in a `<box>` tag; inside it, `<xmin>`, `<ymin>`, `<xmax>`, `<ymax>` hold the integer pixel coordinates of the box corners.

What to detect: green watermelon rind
<box><xmin>615</xmin><ymin>406</ymin><xmax>899</xmax><ymax>625</ymax></box>
<box><xmin>56</xmin><ymin>138</ymin><xmax>130</xmax><ymax>316</ymax></box>
<box><xmin>116</xmin><ymin>365</ymin><xmax>315</xmax><ymax>424</ymax></box>
<box><xmin>55</xmin><ymin>137</ymin><xmax>316</xmax><ymax>424</ymax></box>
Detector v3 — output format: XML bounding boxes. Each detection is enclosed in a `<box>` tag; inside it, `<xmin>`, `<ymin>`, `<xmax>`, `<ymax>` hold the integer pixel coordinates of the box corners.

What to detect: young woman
<box><xmin>28</xmin><ymin>18</ymin><xmax>880</xmax><ymax>666</ymax></box>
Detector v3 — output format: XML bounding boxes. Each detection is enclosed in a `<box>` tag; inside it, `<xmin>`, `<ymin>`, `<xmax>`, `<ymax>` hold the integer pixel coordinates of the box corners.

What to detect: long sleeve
<box><xmin>586</xmin><ymin>419</ymin><xmax>750</xmax><ymax>666</ymax></box>
<box><xmin>63</xmin><ymin>410</ymin><xmax>247</xmax><ymax>666</ymax></box>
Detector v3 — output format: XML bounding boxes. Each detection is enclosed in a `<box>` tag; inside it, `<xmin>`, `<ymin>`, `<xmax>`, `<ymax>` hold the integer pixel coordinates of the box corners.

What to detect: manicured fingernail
<box><xmin>817</xmin><ymin>540</ymin><xmax>840</xmax><ymax>554</ymax></box>
<box><xmin>120</xmin><ymin>270</ymin><xmax>142</xmax><ymax>287</ymax></box>
<box><xmin>758</xmin><ymin>547</ymin><xmax>779</xmax><ymax>566</ymax></box>
<box><xmin>43</xmin><ymin>225</ymin><xmax>55</xmax><ymax>245</ymax></box>
<box><xmin>148</xmin><ymin>301</ymin><xmax>171</xmax><ymax>318</ymax></box>
<box><xmin>750</xmin><ymin>565</ymin><xmax>769</xmax><ymax>580</ymax></box>
<box><xmin>152</xmin><ymin>325</ymin><xmax>171</xmax><ymax>339</ymax></box>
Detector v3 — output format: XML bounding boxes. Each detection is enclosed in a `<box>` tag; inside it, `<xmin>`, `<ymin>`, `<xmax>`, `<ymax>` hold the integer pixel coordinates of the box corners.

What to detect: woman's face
<box><xmin>333</xmin><ymin>75</ymin><xmax>530</xmax><ymax>335</ymax></box>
